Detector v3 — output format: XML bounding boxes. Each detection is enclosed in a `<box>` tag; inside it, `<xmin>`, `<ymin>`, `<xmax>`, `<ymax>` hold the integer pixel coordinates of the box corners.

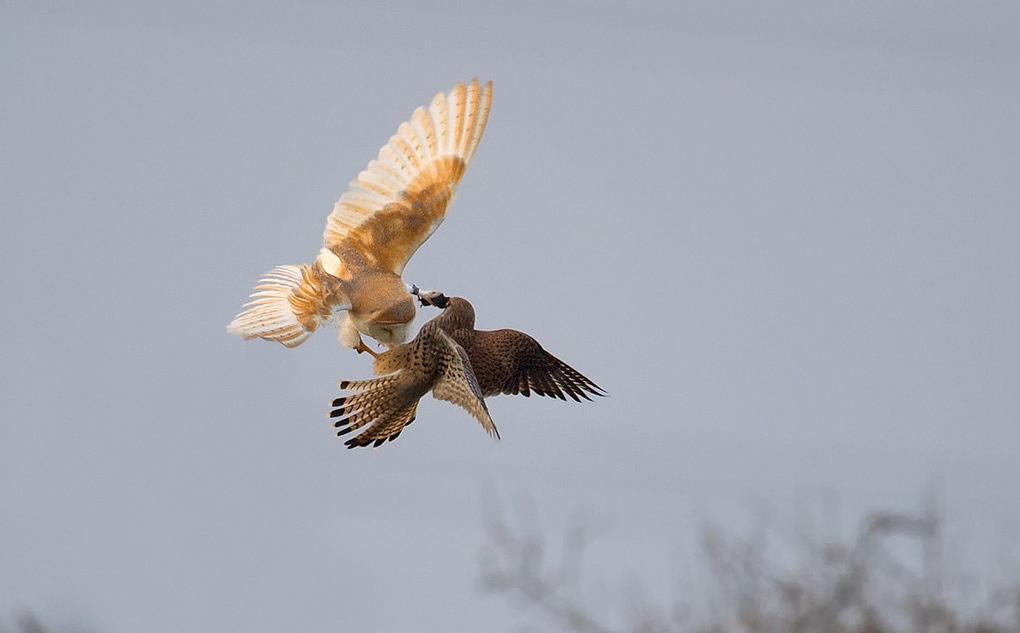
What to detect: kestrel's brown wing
<box><xmin>330</xmin><ymin>374</ymin><xmax>424</xmax><ymax>449</ymax></box>
<box><xmin>321</xmin><ymin>80</ymin><xmax>493</xmax><ymax>277</ymax></box>
<box><xmin>475</xmin><ymin>329</ymin><xmax>607</xmax><ymax>402</ymax></box>
<box><xmin>431</xmin><ymin>332</ymin><xmax>499</xmax><ymax>440</ymax></box>
<box><xmin>330</xmin><ymin>328</ymin><xmax>497</xmax><ymax>448</ymax></box>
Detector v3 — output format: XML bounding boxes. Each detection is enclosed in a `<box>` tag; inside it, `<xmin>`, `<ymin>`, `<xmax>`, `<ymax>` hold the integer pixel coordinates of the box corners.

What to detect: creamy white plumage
<box><xmin>228</xmin><ymin>80</ymin><xmax>493</xmax><ymax>355</ymax></box>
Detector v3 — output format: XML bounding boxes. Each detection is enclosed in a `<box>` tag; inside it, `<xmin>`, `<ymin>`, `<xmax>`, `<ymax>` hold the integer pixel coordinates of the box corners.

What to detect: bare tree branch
<box><xmin>480</xmin><ymin>500</ymin><xmax>1020</xmax><ymax>633</ymax></box>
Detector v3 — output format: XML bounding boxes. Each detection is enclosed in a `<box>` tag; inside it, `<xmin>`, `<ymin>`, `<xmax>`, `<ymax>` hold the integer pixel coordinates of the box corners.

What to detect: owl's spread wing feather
<box><xmin>322</xmin><ymin>80</ymin><xmax>493</xmax><ymax>275</ymax></box>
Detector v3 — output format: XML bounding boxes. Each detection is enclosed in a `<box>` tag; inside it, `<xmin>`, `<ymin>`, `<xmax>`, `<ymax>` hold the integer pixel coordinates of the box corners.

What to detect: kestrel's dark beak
<box><xmin>415</xmin><ymin>290</ymin><xmax>449</xmax><ymax>308</ymax></box>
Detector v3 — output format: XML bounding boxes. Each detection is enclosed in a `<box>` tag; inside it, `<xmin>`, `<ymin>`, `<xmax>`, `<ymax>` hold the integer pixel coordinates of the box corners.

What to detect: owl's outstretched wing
<box><xmin>322</xmin><ymin>79</ymin><xmax>492</xmax><ymax>276</ymax></box>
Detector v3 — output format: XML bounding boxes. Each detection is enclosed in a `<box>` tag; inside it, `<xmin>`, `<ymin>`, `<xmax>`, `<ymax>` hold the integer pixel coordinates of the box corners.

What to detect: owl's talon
<box><xmin>355</xmin><ymin>341</ymin><xmax>382</xmax><ymax>360</ymax></box>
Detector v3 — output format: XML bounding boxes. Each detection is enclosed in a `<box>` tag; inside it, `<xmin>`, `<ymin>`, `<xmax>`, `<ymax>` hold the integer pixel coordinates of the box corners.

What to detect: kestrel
<box><xmin>413</xmin><ymin>291</ymin><xmax>606</xmax><ymax>400</ymax></box>
<box><xmin>330</xmin><ymin>292</ymin><xmax>604</xmax><ymax>448</ymax></box>
<box><xmin>227</xmin><ymin>80</ymin><xmax>493</xmax><ymax>356</ymax></box>
<box><xmin>330</xmin><ymin>311</ymin><xmax>498</xmax><ymax>448</ymax></box>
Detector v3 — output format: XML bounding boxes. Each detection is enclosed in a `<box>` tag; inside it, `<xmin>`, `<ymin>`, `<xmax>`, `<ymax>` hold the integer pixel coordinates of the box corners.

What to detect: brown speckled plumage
<box><xmin>228</xmin><ymin>80</ymin><xmax>493</xmax><ymax>352</ymax></box>
<box><xmin>330</xmin><ymin>318</ymin><xmax>496</xmax><ymax>449</ymax></box>
<box><xmin>331</xmin><ymin>294</ymin><xmax>604</xmax><ymax>449</ymax></box>
<box><xmin>424</xmin><ymin>295</ymin><xmax>606</xmax><ymax>401</ymax></box>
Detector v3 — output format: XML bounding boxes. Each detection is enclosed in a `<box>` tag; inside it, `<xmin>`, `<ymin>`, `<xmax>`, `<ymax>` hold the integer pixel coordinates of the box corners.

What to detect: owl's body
<box><xmin>227</xmin><ymin>80</ymin><xmax>493</xmax><ymax>354</ymax></box>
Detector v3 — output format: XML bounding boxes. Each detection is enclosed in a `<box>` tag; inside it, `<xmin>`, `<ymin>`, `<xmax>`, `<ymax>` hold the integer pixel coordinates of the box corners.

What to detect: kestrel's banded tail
<box><xmin>331</xmin><ymin>375</ymin><xmax>422</xmax><ymax>448</ymax></box>
<box><xmin>330</xmin><ymin>329</ymin><xmax>497</xmax><ymax>449</ymax></box>
<box><xmin>228</xmin><ymin>80</ymin><xmax>493</xmax><ymax>352</ymax></box>
<box><xmin>227</xmin><ymin>261</ymin><xmax>349</xmax><ymax>348</ymax></box>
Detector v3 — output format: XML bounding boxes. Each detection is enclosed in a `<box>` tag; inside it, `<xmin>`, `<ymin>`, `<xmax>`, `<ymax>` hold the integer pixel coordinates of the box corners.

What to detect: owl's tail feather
<box><xmin>227</xmin><ymin>263</ymin><xmax>338</xmax><ymax>348</ymax></box>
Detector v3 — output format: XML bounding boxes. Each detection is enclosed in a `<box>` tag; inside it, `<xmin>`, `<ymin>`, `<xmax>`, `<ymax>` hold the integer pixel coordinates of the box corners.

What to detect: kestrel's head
<box><xmin>413</xmin><ymin>288</ymin><xmax>450</xmax><ymax>309</ymax></box>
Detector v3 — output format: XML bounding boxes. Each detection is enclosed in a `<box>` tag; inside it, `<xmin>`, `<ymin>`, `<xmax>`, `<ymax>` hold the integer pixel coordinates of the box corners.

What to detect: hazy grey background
<box><xmin>2</xmin><ymin>1</ymin><xmax>1018</xmax><ymax>631</ymax></box>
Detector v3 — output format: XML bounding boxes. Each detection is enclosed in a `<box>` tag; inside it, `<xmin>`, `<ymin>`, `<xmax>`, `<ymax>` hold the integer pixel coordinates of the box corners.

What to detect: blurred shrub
<box><xmin>479</xmin><ymin>503</ymin><xmax>1020</xmax><ymax>633</ymax></box>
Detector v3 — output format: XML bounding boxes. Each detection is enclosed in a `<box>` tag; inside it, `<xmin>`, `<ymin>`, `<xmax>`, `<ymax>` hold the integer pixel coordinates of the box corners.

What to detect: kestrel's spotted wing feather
<box><xmin>431</xmin><ymin>333</ymin><xmax>498</xmax><ymax>439</ymax></box>
<box><xmin>330</xmin><ymin>327</ymin><xmax>497</xmax><ymax>448</ymax></box>
<box><xmin>323</xmin><ymin>80</ymin><xmax>493</xmax><ymax>275</ymax></box>
<box><xmin>413</xmin><ymin>294</ymin><xmax>606</xmax><ymax>403</ymax></box>
<box><xmin>473</xmin><ymin>329</ymin><xmax>607</xmax><ymax>402</ymax></box>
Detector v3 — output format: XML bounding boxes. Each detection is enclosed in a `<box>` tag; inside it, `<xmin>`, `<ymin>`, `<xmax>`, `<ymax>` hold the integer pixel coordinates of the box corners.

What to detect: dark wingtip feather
<box><xmin>559</xmin><ymin>381</ymin><xmax>582</xmax><ymax>402</ymax></box>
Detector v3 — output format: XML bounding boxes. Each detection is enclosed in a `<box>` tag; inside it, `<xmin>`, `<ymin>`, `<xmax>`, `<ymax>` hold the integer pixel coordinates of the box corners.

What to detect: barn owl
<box><xmin>228</xmin><ymin>80</ymin><xmax>493</xmax><ymax>357</ymax></box>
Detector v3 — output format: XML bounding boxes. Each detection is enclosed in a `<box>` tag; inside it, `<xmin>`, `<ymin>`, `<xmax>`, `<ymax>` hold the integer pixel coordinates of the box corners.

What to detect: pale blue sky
<box><xmin>2</xmin><ymin>2</ymin><xmax>1019</xmax><ymax>631</ymax></box>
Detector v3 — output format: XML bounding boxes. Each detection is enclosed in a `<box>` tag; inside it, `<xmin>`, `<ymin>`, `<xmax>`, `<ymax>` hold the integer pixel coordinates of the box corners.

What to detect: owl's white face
<box><xmin>340</xmin><ymin>311</ymin><xmax>411</xmax><ymax>347</ymax></box>
<box><xmin>367</xmin><ymin>321</ymin><xmax>411</xmax><ymax>346</ymax></box>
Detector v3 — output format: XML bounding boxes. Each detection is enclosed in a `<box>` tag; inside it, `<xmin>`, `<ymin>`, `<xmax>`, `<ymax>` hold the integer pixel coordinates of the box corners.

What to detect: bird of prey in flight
<box><xmin>331</xmin><ymin>291</ymin><xmax>605</xmax><ymax>448</ymax></box>
<box><xmin>228</xmin><ymin>80</ymin><xmax>493</xmax><ymax>356</ymax></box>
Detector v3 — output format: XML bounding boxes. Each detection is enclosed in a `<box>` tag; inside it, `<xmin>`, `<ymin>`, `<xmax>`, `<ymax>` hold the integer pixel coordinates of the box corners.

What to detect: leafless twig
<box><xmin>480</xmin><ymin>500</ymin><xmax>1019</xmax><ymax>633</ymax></box>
